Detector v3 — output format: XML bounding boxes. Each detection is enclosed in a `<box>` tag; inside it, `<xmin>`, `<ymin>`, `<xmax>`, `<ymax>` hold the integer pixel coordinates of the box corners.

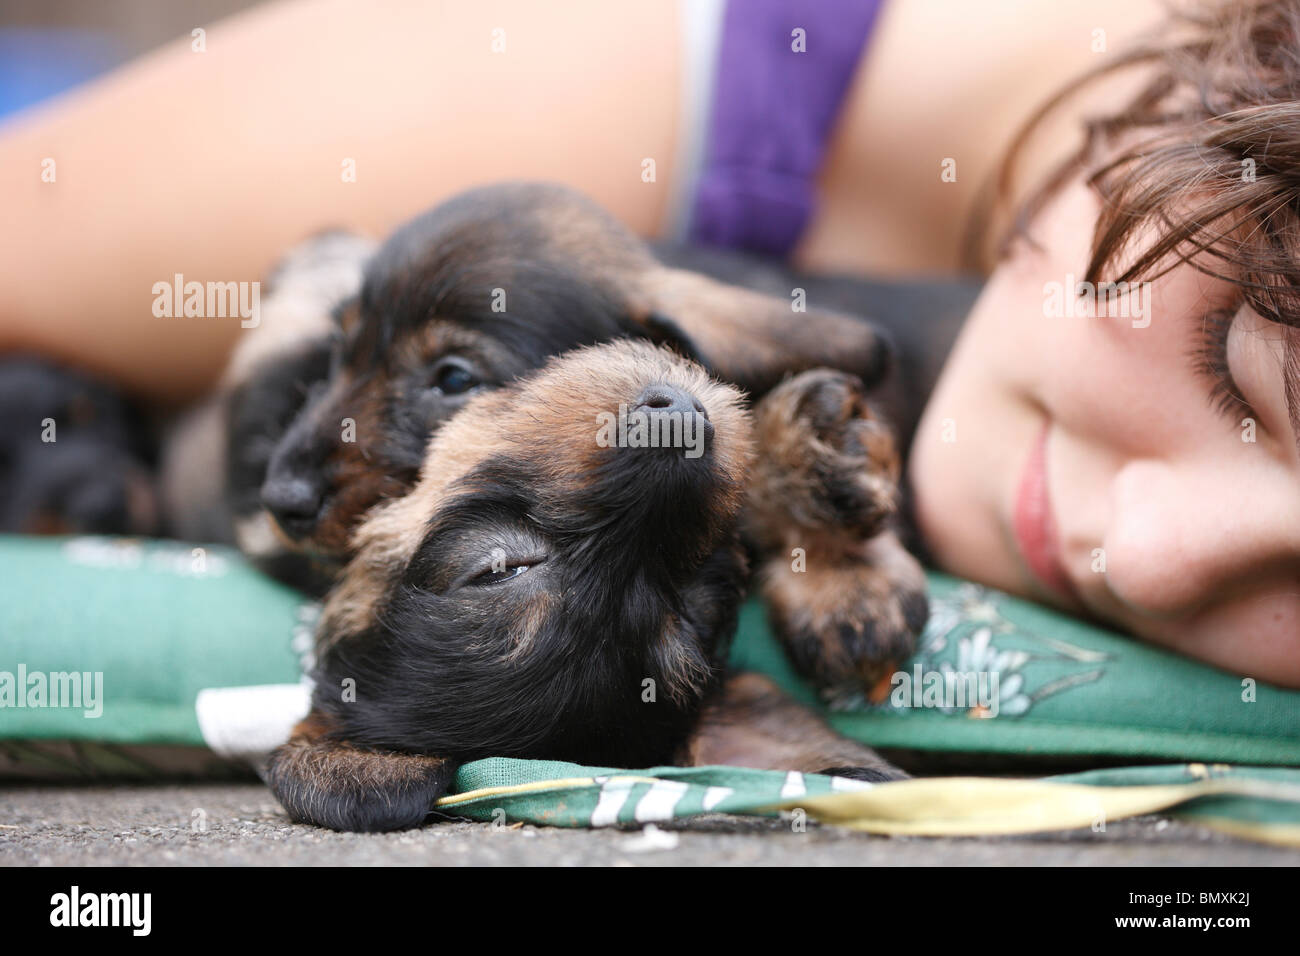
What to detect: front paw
<box><xmin>748</xmin><ymin>368</ymin><xmax>900</xmax><ymax>545</ymax></box>
<box><xmin>266</xmin><ymin>712</ymin><xmax>457</xmax><ymax>832</ymax></box>
<box><xmin>761</xmin><ymin>534</ymin><xmax>928</xmax><ymax>698</ymax></box>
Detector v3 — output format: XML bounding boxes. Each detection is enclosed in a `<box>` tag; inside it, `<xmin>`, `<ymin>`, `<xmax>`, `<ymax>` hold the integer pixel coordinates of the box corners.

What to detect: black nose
<box><xmin>260</xmin><ymin>475</ymin><xmax>324</xmax><ymax>539</ymax></box>
<box><xmin>632</xmin><ymin>384</ymin><xmax>709</xmax><ymax>421</ymax></box>
<box><xmin>629</xmin><ymin>383</ymin><xmax>714</xmax><ymax>456</ymax></box>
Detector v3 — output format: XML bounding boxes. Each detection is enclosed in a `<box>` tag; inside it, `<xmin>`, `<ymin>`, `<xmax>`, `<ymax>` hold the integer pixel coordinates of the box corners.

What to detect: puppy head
<box><xmin>310</xmin><ymin>341</ymin><xmax>753</xmax><ymax>769</ymax></box>
<box><xmin>254</xmin><ymin>182</ymin><xmax>890</xmax><ymax>566</ymax></box>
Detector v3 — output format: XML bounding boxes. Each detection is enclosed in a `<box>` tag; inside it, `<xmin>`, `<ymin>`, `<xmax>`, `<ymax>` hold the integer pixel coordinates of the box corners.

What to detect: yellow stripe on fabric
<box><xmin>768</xmin><ymin>777</ymin><xmax>1300</xmax><ymax>838</ymax></box>
<box><xmin>435</xmin><ymin>775</ymin><xmax>660</xmax><ymax>808</ymax></box>
<box><xmin>1184</xmin><ymin>817</ymin><xmax>1300</xmax><ymax>849</ymax></box>
<box><xmin>435</xmin><ymin>772</ymin><xmax>1300</xmax><ymax>846</ymax></box>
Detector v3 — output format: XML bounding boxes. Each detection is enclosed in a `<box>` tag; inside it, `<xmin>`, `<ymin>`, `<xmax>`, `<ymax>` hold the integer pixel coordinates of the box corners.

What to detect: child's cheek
<box><xmin>1134</xmin><ymin>586</ymin><xmax>1300</xmax><ymax>690</ymax></box>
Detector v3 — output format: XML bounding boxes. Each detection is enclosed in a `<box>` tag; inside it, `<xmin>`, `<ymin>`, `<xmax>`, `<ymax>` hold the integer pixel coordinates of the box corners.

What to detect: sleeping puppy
<box><xmin>268</xmin><ymin>340</ymin><xmax>914</xmax><ymax>831</ymax></box>
<box><xmin>172</xmin><ymin>183</ymin><xmax>892</xmax><ymax>593</ymax></box>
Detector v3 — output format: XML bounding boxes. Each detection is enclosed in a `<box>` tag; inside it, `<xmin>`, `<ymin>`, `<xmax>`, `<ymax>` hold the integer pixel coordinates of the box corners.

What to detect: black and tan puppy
<box><xmin>198</xmin><ymin>183</ymin><xmax>891</xmax><ymax>591</ymax></box>
<box><xmin>268</xmin><ymin>341</ymin><xmax>909</xmax><ymax>832</ymax></box>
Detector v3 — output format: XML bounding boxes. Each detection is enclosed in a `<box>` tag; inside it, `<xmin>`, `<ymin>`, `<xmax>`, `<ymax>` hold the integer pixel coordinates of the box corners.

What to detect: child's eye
<box><xmin>1193</xmin><ymin>307</ymin><xmax>1253</xmax><ymax>420</ymax></box>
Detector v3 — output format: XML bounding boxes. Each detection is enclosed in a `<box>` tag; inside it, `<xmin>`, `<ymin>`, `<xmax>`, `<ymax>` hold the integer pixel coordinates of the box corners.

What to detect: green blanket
<box><xmin>439</xmin><ymin>760</ymin><xmax>1300</xmax><ymax>846</ymax></box>
<box><xmin>2</xmin><ymin>535</ymin><xmax>1298</xmax><ymax>843</ymax></box>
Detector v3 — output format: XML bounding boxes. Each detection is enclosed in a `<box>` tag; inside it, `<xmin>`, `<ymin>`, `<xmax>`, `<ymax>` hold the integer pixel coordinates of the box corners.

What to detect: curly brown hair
<box><xmin>984</xmin><ymin>0</ymin><xmax>1300</xmax><ymax>441</ymax></box>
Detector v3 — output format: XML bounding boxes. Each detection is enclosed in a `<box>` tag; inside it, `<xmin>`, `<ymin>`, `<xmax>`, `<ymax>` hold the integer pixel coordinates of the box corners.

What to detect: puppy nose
<box><xmin>628</xmin><ymin>383</ymin><xmax>714</xmax><ymax>458</ymax></box>
<box><xmin>260</xmin><ymin>475</ymin><xmax>324</xmax><ymax>539</ymax></box>
<box><xmin>632</xmin><ymin>384</ymin><xmax>709</xmax><ymax>421</ymax></box>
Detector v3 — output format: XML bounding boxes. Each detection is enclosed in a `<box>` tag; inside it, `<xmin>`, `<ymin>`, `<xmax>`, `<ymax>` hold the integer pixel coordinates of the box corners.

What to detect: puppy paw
<box><xmin>266</xmin><ymin>712</ymin><xmax>457</xmax><ymax>832</ymax></box>
<box><xmin>761</xmin><ymin>533</ymin><xmax>929</xmax><ymax>697</ymax></box>
<box><xmin>747</xmin><ymin>368</ymin><xmax>900</xmax><ymax>548</ymax></box>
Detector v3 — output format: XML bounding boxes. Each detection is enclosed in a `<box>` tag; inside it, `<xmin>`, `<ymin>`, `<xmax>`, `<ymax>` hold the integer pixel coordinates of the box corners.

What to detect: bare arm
<box><xmin>0</xmin><ymin>0</ymin><xmax>681</xmax><ymax>402</ymax></box>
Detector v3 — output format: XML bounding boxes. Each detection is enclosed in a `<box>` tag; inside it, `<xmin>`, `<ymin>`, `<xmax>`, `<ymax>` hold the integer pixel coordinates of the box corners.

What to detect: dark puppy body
<box><xmin>269</xmin><ymin>342</ymin><xmax>904</xmax><ymax>831</ymax></box>
<box><xmin>0</xmin><ymin>357</ymin><xmax>157</xmax><ymax>536</ymax></box>
<box><xmin>650</xmin><ymin>241</ymin><xmax>979</xmax><ymax>469</ymax></box>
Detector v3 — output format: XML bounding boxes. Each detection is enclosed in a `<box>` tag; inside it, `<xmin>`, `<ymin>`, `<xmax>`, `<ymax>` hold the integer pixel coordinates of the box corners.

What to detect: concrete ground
<box><xmin>3</xmin><ymin>782</ymin><xmax>1298</xmax><ymax>865</ymax></box>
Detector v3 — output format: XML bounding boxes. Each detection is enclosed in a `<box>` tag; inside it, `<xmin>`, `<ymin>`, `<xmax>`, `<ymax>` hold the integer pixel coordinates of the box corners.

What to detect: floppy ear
<box><xmin>266</xmin><ymin>709</ymin><xmax>458</xmax><ymax>832</ymax></box>
<box><xmin>679</xmin><ymin>672</ymin><xmax>906</xmax><ymax>782</ymax></box>
<box><xmin>634</xmin><ymin>267</ymin><xmax>894</xmax><ymax>396</ymax></box>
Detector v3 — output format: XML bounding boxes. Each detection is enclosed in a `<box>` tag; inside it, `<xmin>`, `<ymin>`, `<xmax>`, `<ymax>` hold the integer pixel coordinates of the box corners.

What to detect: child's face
<box><xmin>909</xmin><ymin>174</ymin><xmax>1300</xmax><ymax>687</ymax></box>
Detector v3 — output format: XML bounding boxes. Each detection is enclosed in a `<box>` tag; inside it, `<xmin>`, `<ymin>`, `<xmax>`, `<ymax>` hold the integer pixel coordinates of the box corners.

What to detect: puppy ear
<box><xmin>680</xmin><ymin>672</ymin><xmax>906</xmax><ymax>781</ymax></box>
<box><xmin>634</xmin><ymin>267</ymin><xmax>894</xmax><ymax>395</ymax></box>
<box><xmin>266</xmin><ymin>710</ymin><xmax>457</xmax><ymax>832</ymax></box>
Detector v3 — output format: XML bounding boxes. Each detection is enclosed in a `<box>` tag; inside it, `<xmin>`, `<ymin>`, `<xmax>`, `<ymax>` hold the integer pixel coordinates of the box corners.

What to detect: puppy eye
<box><xmin>430</xmin><ymin>359</ymin><xmax>479</xmax><ymax>396</ymax></box>
<box><xmin>469</xmin><ymin>563</ymin><xmax>532</xmax><ymax>586</ymax></box>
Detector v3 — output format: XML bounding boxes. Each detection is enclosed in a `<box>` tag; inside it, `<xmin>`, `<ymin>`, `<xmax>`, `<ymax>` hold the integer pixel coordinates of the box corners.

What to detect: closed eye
<box><xmin>1193</xmin><ymin>307</ymin><xmax>1253</xmax><ymax>420</ymax></box>
<box><xmin>467</xmin><ymin>561</ymin><xmax>538</xmax><ymax>587</ymax></box>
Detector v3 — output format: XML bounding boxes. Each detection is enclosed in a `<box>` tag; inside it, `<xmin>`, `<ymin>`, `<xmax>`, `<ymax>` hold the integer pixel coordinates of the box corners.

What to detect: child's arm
<box><xmin>0</xmin><ymin>0</ymin><xmax>680</xmax><ymax>403</ymax></box>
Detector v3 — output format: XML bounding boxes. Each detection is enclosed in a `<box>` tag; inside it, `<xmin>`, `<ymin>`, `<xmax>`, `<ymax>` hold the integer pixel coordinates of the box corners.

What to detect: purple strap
<box><xmin>689</xmin><ymin>0</ymin><xmax>884</xmax><ymax>258</ymax></box>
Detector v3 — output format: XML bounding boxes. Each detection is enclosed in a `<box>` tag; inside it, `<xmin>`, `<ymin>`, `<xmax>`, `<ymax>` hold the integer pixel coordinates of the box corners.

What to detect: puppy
<box><xmin>0</xmin><ymin>357</ymin><xmax>157</xmax><ymax>536</ymax></box>
<box><xmin>160</xmin><ymin>230</ymin><xmax>376</xmax><ymax>591</ymax></box>
<box><xmin>267</xmin><ymin>341</ymin><xmax>909</xmax><ymax>831</ymax></box>
<box><xmin>181</xmin><ymin>183</ymin><xmax>891</xmax><ymax>592</ymax></box>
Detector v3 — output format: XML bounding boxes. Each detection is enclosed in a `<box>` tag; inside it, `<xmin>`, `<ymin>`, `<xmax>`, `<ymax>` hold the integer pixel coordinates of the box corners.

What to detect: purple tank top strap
<box><xmin>688</xmin><ymin>0</ymin><xmax>884</xmax><ymax>258</ymax></box>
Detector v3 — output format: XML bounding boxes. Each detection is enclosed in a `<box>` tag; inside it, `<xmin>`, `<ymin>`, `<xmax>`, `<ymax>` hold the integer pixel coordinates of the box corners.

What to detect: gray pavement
<box><xmin>3</xmin><ymin>782</ymin><xmax>1298</xmax><ymax>865</ymax></box>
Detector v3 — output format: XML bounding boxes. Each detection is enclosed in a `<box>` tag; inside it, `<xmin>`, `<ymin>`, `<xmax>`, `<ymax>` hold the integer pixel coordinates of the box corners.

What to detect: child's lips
<box><xmin>1013</xmin><ymin>423</ymin><xmax>1079</xmax><ymax>603</ymax></box>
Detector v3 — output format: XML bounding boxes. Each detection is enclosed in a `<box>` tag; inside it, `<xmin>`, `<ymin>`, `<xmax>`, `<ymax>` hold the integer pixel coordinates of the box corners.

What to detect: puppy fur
<box><xmin>201</xmin><ymin>183</ymin><xmax>891</xmax><ymax>593</ymax></box>
<box><xmin>268</xmin><ymin>342</ymin><xmax>904</xmax><ymax>831</ymax></box>
<box><xmin>0</xmin><ymin>357</ymin><xmax>157</xmax><ymax>536</ymax></box>
<box><xmin>746</xmin><ymin>369</ymin><xmax>929</xmax><ymax>697</ymax></box>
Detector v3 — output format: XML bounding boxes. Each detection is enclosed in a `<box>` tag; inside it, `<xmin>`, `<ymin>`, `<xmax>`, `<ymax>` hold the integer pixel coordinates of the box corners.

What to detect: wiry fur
<box><xmin>267</xmin><ymin>343</ymin><xmax>912</xmax><ymax>831</ymax></box>
<box><xmin>747</xmin><ymin>370</ymin><xmax>929</xmax><ymax>697</ymax></box>
<box><xmin>178</xmin><ymin>183</ymin><xmax>890</xmax><ymax>594</ymax></box>
<box><xmin>169</xmin><ymin>184</ymin><xmax>931</xmax><ymax>831</ymax></box>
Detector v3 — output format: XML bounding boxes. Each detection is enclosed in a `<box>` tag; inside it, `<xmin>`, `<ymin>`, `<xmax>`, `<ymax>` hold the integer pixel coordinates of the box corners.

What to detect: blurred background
<box><xmin>0</xmin><ymin>0</ymin><xmax>259</xmax><ymax>118</ymax></box>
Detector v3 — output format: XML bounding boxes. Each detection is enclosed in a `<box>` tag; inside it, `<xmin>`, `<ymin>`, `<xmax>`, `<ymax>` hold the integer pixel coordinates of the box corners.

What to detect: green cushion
<box><xmin>0</xmin><ymin>536</ymin><xmax>306</xmax><ymax>774</ymax></box>
<box><xmin>1</xmin><ymin>535</ymin><xmax>1297</xmax><ymax>771</ymax></box>
<box><xmin>732</xmin><ymin>574</ymin><xmax>1300</xmax><ymax>766</ymax></box>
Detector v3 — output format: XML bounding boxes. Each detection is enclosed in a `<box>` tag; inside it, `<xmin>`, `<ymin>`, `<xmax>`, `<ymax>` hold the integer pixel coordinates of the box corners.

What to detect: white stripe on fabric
<box><xmin>780</xmin><ymin>771</ymin><xmax>806</xmax><ymax>798</ymax></box>
<box><xmin>701</xmin><ymin>785</ymin><xmax>733</xmax><ymax>811</ymax></box>
<box><xmin>590</xmin><ymin>777</ymin><xmax>638</xmax><ymax>827</ymax></box>
<box><xmin>634</xmin><ymin>779</ymin><xmax>692</xmax><ymax>822</ymax></box>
